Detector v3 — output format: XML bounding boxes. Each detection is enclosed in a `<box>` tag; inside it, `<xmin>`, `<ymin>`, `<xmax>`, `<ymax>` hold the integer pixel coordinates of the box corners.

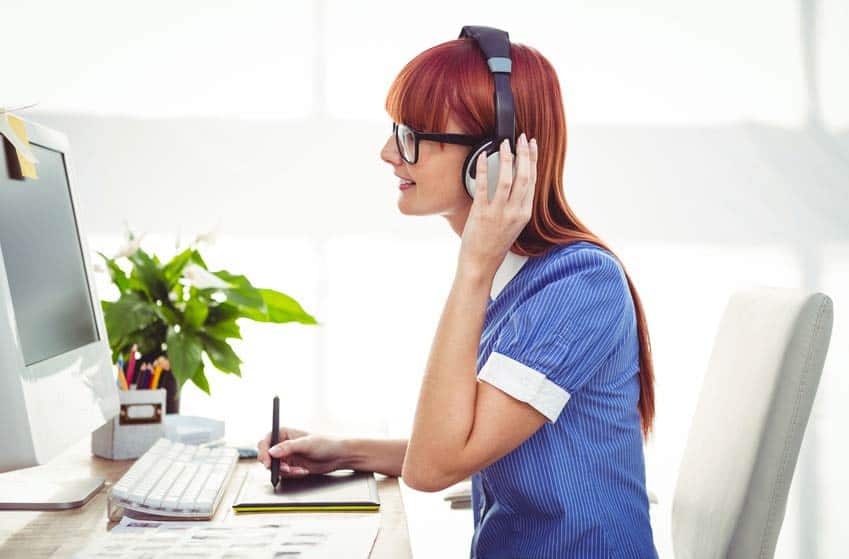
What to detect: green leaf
<box><xmin>212</xmin><ymin>270</ymin><xmax>265</xmax><ymax>311</ymax></box>
<box><xmin>128</xmin><ymin>248</ymin><xmax>170</xmax><ymax>303</ymax></box>
<box><xmin>98</xmin><ymin>252</ymin><xmax>130</xmax><ymax>293</ymax></box>
<box><xmin>108</xmin><ymin>322</ymin><xmax>166</xmax><ymax>363</ymax></box>
<box><xmin>151</xmin><ymin>303</ymin><xmax>181</xmax><ymax>325</ymax></box>
<box><xmin>199</xmin><ymin>333</ymin><xmax>242</xmax><ymax>376</ymax></box>
<box><xmin>184</xmin><ymin>297</ymin><xmax>209</xmax><ymax>329</ymax></box>
<box><xmin>135</xmin><ymin>325</ymin><xmax>167</xmax><ymax>356</ymax></box>
<box><xmin>190</xmin><ymin>249</ymin><xmax>208</xmax><ymax>270</ymax></box>
<box><xmin>205</xmin><ymin>303</ymin><xmax>241</xmax><ymax>325</ymax></box>
<box><xmin>102</xmin><ymin>293</ymin><xmax>161</xmax><ymax>342</ymax></box>
<box><xmin>258</xmin><ymin>289</ymin><xmax>318</xmax><ymax>325</ymax></box>
<box><xmin>190</xmin><ymin>361</ymin><xmax>211</xmax><ymax>395</ymax></box>
<box><xmin>163</xmin><ymin>248</ymin><xmax>194</xmax><ymax>288</ymax></box>
<box><xmin>166</xmin><ymin>326</ymin><xmax>203</xmax><ymax>387</ymax></box>
<box><xmin>204</xmin><ymin>318</ymin><xmax>241</xmax><ymax>340</ymax></box>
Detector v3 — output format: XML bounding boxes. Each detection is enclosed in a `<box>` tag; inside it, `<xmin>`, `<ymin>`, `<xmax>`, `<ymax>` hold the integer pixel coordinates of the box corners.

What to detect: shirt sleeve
<box><xmin>477</xmin><ymin>248</ymin><xmax>633</xmax><ymax>423</ymax></box>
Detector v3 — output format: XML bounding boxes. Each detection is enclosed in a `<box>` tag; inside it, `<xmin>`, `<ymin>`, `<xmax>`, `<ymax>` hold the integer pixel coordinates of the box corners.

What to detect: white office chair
<box><xmin>444</xmin><ymin>287</ymin><xmax>834</xmax><ymax>558</ymax></box>
<box><xmin>654</xmin><ymin>287</ymin><xmax>834</xmax><ymax>558</ymax></box>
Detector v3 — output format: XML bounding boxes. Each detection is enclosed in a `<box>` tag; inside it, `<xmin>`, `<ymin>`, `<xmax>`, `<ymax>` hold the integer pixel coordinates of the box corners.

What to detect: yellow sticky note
<box><xmin>5</xmin><ymin>114</ymin><xmax>37</xmax><ymax>179</ymax></box>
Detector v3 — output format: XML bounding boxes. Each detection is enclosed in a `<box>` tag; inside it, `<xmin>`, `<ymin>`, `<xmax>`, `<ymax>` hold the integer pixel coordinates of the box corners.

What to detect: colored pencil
<box><xmin>126</xmin><ymin>344</ymin><xmax>138</xmax><ymax>385</ymax></box>
<box><xmin>150</xmin><ymin>364</ymin><xmax>163</xmax><ymax>390</ymax></box>
<box><xmin>117</xmin><ymin>365</ymin><xmax>129</xmax><ymax>390</ymax></box>
<box><xmin>137</xmin><ymin>363</ymin><xmax>150</xmax><ymax>390</ymax></box>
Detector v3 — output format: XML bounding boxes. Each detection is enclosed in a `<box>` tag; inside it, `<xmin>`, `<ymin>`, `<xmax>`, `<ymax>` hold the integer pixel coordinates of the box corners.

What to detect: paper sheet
<box><xmin>164</xmin><ymin>414</ymin><xmax>225</xmax><ymax>445</ymax></box>
<box><xmin>0</xmin><ymin>110</ymin><xmax>38</xmax><ymax>179</ymax></box>
<box><xmin>74</xmin><ymin>514</ymin><xmax>380</xmax><ymax>558</ymax></box>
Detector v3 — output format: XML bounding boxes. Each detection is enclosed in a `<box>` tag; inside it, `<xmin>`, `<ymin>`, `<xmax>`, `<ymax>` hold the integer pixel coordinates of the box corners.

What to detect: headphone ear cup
<box><xmin>464</xmin><ymin>141</ymin><xmax>517</xmax><ymax>202</ymax></box>
<box><xmin>463</xmin><ymin>141</ymin><xmax>494</xmax><ymax>199</ymax></box>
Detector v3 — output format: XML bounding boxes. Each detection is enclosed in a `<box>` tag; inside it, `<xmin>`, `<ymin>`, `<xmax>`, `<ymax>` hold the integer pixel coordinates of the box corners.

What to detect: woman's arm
<box><xmin>260</xmin><ymin>428</ymin><xmax>407</xmax><ymax>478</ymax></box>
<box><xmin>403</xmin><ymin>135</ymin><xmax>546</xmax><ymax>492</ymax></box>
<box><xmin>345</xmin><ymin>438</ymin><xmax>408</xmax><ymax>477</ymax></box>
<box><xmin>402</xmin><ymin>268</ymin><xmax>547</xmax><ymax>491</ymax></box>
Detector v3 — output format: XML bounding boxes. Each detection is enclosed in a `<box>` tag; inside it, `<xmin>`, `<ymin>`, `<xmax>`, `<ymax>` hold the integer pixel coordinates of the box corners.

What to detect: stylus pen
<box><xmin>270</xmin><ymin>395</ymin><xmax>280</xmax><ymax>489</ymax></box>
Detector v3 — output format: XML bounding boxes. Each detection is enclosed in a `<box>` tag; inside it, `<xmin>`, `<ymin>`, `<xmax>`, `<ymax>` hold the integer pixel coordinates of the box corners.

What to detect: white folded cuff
<box><xmin>477</xmin><ymin>352</ymin><xmax>571</xmax><ymax>422</ymax></box>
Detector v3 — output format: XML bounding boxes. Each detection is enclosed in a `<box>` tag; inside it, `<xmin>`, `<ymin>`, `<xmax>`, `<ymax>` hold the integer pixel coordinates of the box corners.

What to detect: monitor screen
<box><xmin>0</xmin><ymin>142</ymin><xmax>100</xmax><ymax>366</ymax></box>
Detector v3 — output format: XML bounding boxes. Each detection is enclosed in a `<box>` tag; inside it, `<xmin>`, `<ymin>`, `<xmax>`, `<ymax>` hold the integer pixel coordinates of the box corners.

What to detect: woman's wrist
<box><xmin>341</xmin><ymin>438</ymin><xmax>367</xmax><ymax>471</ymax></box>
<box><xmin>455</xmin><ymin>260</ymin><xmax>496</xmax><ymax>290</ymax></box>
<box><xmin>341</xmin><ymin>438</ymin><xmax>407</xmax><ymax>477</ymax></box>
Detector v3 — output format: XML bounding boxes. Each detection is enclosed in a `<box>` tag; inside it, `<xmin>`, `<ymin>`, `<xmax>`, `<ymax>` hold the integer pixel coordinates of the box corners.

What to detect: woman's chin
<box><xmin>397</xmin><ymin>197</ymin><xmax>424</xmax><ymax>216</ymax></box>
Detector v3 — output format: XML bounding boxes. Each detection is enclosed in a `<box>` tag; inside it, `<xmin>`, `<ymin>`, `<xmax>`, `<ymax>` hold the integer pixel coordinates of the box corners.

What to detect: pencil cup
<box><xmin>91</xmin><ymin>388</ymin><xmax>166</xmax><ymax>460</ymax></box>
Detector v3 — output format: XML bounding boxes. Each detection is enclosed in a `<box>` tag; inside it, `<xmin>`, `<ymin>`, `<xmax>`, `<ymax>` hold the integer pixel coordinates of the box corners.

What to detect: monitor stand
<box><xmin>0</xmin><ymin>475</ymin><xmax>104</xmax><ymax>510</ymax></box>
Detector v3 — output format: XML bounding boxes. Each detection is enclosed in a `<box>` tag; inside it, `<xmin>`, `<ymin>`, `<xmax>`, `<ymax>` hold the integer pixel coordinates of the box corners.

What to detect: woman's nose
<box><xmin>380</xmin><ymin>135</ymin><xmax>402</xmax><ymax>165</ymax></box>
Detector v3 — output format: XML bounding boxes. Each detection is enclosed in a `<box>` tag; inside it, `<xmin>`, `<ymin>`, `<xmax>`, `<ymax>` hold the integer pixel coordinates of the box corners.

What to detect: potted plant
<box><xmin>98</xmin><ymin>230</ymin><xmax>317</xmax><ymax>413</ymax></box>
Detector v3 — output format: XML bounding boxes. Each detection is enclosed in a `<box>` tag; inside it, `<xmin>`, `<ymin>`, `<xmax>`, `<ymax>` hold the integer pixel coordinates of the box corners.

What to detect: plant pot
<box><xmin>158</xmin><ymin>367</ymin><xmax>181</xmax><ymax>414</ymax></box>
<box><xmin>138</xmin><ymin>350</ymin><xmax>181</xmax><ymax>414</ymax></box>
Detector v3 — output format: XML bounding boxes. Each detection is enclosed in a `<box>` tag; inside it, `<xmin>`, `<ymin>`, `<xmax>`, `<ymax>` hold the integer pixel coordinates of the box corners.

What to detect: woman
<box><xmin>258</xmin><ymin>35</ymin><xmax>658</xmax><ymax>558</ymax></box>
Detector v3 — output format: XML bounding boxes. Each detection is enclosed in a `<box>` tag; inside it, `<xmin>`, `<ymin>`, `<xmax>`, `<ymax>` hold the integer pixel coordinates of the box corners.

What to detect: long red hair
<box><xmin>385</xmin><ymin>38</ymin><xmax>655</xmax><ymax>438</ymax></box>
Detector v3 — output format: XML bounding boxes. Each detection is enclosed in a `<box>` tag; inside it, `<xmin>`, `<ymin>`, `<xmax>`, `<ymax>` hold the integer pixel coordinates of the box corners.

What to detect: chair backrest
<box><xmin>671</xmin><ymin>287</ymin><xmax>833</xmax><ymax>559</ymax></box>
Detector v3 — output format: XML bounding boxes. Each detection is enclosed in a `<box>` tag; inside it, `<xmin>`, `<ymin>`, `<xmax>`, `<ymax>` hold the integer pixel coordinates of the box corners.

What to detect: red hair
<box><xmin>385</xmin><ymin>38</ymin><xmax>655</xmax><ymax>438</ymax></box>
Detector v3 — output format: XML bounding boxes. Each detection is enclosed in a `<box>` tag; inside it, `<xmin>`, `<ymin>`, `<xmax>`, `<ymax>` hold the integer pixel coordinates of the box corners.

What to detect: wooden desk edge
<box><xmin>0</xmin><ymin>440</ymin><xmax>412</xmax><ymax>558</ymax></box>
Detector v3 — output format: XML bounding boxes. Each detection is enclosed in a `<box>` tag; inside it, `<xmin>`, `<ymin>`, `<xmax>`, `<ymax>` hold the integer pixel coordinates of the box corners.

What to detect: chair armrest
<box><xmin>443</xmin><ymin>480</ymin><xmax>472</xmax><ymax>509</ymax></box>
<box><xmin>648</xmin><ymin>488</ymin><xmax>659</xmax><ymax>505</ymax></box>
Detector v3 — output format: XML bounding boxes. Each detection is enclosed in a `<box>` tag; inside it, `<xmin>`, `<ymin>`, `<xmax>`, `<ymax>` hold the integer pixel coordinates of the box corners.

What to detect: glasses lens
<box><xmin>396</xmin><ymin>124</ymin><xmax>416</xmax><ymax>163</ymax></box>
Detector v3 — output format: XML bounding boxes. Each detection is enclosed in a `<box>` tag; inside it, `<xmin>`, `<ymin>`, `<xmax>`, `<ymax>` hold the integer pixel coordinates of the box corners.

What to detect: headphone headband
<box><xmin>458</xmin><ymin>26</ymin><xmax>516</xmax><ymax>152</ymax></box>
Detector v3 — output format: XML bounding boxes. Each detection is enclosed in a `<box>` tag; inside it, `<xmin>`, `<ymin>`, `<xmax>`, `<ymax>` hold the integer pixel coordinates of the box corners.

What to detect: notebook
<box><xmin>232</xmin><ymin>468</ymin><xmax>380</xmax><ymax>512</ymax></box>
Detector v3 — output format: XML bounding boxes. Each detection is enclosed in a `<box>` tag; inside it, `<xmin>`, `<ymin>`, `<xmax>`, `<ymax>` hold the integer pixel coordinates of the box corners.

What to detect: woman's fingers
<box><xmin>511</xmin><ymin>133</ymin><xmax>530</xmax><ymax>205</ymax></box>
<box><xmin>522</xmin><ymin>138</ymin><xmax>538</xmax><ymax>214</ymax></box>
<box><xmin>258</xmin><ymin>426</ymin><xmax>310</xmax><ymax>468</ymax></box>
<box><xmin>475</xmin><ymin>151</ymin><xmax>488</xmax><ymax>201</ymax></box>
<box><xmin>286</xmin><ymin>468</ymin><xmax>311</xmax><ymax>477</ymax></box>
<box><xmin>493</xmin><ymin>138</ymin><xmax>514</xmax><ymax>205</ymax></box>
<box><xmin>257</xmin><ymin>436</ymin><xmax>270</xmax><ymax>467</ymax></box>
<box><xmin>259</xmin><ymin>455</ymin><xmax>310</xmax><ymax>476</ymax></box>
<box><xmin>269</xmin><ymin>436</ymin><xmax>310</xmax><ymax>458</ymax></box>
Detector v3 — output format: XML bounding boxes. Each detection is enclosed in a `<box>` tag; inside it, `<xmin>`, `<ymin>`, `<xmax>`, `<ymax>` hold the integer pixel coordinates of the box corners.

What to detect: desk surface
<box><xmin>0</xmin><ymin>438</ymin><xmax>412</xmax><ymax>558</ymax></box>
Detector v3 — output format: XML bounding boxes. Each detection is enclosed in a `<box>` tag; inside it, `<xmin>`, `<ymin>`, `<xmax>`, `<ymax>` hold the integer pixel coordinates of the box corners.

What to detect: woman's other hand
<box><xmin>458</xmin><ymin>133</ymin><xmax>538</xmax><ymax>279</ymax></box>
<box><xmin>257</xmin><ymin>427</ymin><xmax>350</xmax><ymax>477</ymax></box>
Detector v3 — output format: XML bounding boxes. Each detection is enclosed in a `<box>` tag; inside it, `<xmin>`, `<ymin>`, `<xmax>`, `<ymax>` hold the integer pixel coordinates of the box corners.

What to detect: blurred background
<box><xmin>1</xmin><ymin>0</ymin><xmax>847</xmax><ymax>556</ymax></box>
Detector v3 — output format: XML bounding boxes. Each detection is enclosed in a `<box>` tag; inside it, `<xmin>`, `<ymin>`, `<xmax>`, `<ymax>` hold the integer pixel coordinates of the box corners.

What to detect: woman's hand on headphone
<box><xmin>459</xmin><ymin>132</ymin><xmax>538</xmax><ymax>279</ymax></box>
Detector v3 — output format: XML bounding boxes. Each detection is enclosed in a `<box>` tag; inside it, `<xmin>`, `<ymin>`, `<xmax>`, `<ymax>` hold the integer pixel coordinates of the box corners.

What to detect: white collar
<box><xmin>490</xmin><ymin>251</ymin><xmax>530</xmax><ymax>300</ymax></box>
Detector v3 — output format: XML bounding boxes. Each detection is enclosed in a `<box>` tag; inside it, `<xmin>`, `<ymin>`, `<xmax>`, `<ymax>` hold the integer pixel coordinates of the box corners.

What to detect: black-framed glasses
<box><xmin>393</xmin><ymin>122</ymin><xmax>487</xmax><ymax>164</ymax></box>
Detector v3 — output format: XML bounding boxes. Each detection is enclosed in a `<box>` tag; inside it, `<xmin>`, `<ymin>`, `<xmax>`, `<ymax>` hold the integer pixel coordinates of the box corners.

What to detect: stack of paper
<box><xmin>163</xmin><ymin>414</ymin><xmax>225</xmax><ymax>446</ymax></box>
<box><xmin>74</xmin><ymin>515</ymin><xmax>380</xmax><ymax>558</ymax></box>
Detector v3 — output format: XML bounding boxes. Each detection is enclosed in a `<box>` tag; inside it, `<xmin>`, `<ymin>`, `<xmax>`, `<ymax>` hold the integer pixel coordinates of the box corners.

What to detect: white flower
<box><xmin>194</xmin><ymin>220</ymin><xmax>223</xmax><ymax>246</ymax></box>
<box><xmin>113</xmin><ymin>233</ymin><xmax>146</xmax><ymax>259</ymax></box>
<box><xmin>182</xmin><ymin>263</ymin><xmax>232</xmax><ymax>290</ymax></box>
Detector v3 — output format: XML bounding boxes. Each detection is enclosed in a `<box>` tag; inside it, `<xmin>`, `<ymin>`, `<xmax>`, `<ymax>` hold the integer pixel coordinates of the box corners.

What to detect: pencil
<box><xmin>117</xmin><ymin>365</ymin><xmax>129</xmax><ymax>390</ymax></box>
<box><xmin>138</xmin><ymin>363</ymin><xmax>150</xmax><ymax>390</ymax></box>
<box><xmin>150</xmin><ymin>364</ymin><xmax>163</xmax><ymax>390</ymax></box>
<box><xmin>126</xmin><ymin>344</ymin><xmax>138</xmax><ymax>385</ymax></box>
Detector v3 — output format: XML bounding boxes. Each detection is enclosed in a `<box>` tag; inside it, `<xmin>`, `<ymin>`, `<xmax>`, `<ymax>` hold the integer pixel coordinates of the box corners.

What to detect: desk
<box><xmin>0</xmin><ymin>438</ymin><xmax>412</xmax><ymax>558</ymax></box>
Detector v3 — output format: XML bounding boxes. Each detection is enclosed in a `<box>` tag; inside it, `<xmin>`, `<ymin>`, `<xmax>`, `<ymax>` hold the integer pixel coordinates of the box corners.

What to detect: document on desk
<box><xmin>74</xmin><ymin>514</ymin><xmax>380</xmax><ymax>558</ymax></box>
<box><xmin>232</xmin><ymin>468</ymin><xmax>380</xmax><ymax>512</ymax></box>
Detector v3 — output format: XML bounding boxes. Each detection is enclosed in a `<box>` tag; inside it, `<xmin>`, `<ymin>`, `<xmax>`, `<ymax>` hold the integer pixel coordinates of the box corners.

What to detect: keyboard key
<box><xmin>109</xmin><ymin>438</ymin><xmax>237</xmax><ymax>519</ymax></box>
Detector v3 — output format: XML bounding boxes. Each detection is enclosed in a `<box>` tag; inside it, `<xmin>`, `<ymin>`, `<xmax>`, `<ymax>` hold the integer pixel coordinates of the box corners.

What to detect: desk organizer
<box><xmin>92</xmin><ymin>388</ymin><xmax>166</xmax><ymax>460</ymax></box>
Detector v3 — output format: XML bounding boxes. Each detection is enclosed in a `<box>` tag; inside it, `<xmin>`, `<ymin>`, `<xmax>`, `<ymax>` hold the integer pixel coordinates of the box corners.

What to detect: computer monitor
<box><xmin>0</xmin><ymin>118</ymin><xmax>120</xmax><ymax>508</ymax></box>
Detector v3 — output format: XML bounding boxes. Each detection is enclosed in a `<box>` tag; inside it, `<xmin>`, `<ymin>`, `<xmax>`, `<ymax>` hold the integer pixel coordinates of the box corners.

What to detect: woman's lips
<box><xmin>399</xmin><ymin>180</ymin><xmax>416</xmax><ymax>191</ymax></box>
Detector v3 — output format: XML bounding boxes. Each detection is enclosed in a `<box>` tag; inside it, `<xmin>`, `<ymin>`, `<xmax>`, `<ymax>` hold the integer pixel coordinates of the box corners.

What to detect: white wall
<box><xmin>2</xmin><ymin>1</ymin><xmax>848</xmax><ymax>557</ymax></box>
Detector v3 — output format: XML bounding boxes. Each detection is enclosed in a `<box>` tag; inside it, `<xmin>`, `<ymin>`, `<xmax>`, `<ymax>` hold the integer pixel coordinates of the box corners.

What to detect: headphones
<box><xmin>458</xmin><ymin>25</ymin><xmax>518</xmax><ymax>201</ymax></box>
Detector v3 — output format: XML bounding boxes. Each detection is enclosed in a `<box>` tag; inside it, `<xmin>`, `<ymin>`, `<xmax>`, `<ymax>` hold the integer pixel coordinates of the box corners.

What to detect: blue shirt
<box><xmin>470</xmin><ymin>241</ymin><xmax>657</xmax><ymax>559</ymax></box>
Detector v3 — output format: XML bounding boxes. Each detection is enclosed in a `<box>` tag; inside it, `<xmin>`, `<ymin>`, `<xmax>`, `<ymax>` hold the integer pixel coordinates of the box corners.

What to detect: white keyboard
<box><xmin>108</xmin><ymin>438</ymin><xmax>238</xmax><ymax>519</ymax></box>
